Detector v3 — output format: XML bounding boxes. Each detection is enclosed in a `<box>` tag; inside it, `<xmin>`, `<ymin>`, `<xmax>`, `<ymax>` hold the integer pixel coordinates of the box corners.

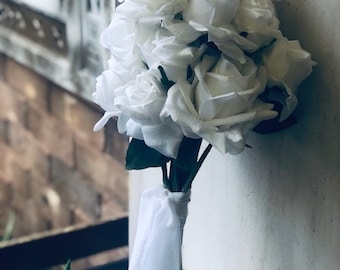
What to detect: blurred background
<box><xmin>0</xmin><ymin>1</ymin><xmax>129</xmax><ymax>269</ymax></box>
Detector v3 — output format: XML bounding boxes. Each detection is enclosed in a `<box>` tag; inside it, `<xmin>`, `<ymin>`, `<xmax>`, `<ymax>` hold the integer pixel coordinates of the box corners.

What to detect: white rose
<box><xmin>263</xmin><ymin>38</ymin><xmax>315</xmax><ymax>120</ymax></box>
<box><xmin>233</xmin><ymin>0</ymin><xmax>282</xmax><ymax>50</ymax></box>
<box><xmin>136</xmin><ymin>0</ymin><xmax>188</xmax><ymax>15</ymax></box>
<box><xmin>187</xmin><ymin>0</ymin><xmax>280</xmax><ymax>62</ymax></box>
<box><xmin>195</xmin><ymin>54</ymin><xmax>266</xmax><ymax>119</ymax></box>
<box><xmin>163</xmin><ymin>54</ymin><xmax>278</xmax><ymax>154</ymax></box>
<box><xmin>195</xmin><ymin>24</ymin><xmax>258</xmax><ymax>63</ymax></box>
<box><xmin>183</xmin><ymin>0</ymin><xmax>240</xmax><ymax>27</ymax></box>
<box><xmin>94</xmin><ymin>70</ymin><xmax>183</xmax><ymax>158</ymax></box>
<box><xmin>181</xmin><ymin>0</ymin><xmax>259</xmax><ymax>63</ymax></box>
<box><xmin>135</xmin><ymin>22</ymin><xmax>205</xmax><ymax>82</ymax></box>
<box><xmin>93</xmin><ymin>69</ymin><xmax>125</xmax><ymax>133</ymax></box>
<box><xmin>115</xmin><ymin>0</ymin><xmax>153</xmax><ymax>18</ymax></box>
<box><xmin>100</xmin><ymin>12</ymin><xmax>144</xmax><ymax>83</ymax></box>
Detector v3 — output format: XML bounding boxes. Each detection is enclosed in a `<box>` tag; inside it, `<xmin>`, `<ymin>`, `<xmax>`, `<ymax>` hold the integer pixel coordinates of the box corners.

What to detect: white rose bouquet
<box><xmin>93</xmin><ymin>0</ymin><xmax>315</xmax><ymax>269</ymax></box>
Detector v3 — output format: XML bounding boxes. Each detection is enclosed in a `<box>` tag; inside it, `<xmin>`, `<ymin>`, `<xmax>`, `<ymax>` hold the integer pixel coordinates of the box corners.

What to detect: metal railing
<box><xmin>0</xmin><ymin>216</ymin><xmax>128</xmax><ymax>270</ymax></box>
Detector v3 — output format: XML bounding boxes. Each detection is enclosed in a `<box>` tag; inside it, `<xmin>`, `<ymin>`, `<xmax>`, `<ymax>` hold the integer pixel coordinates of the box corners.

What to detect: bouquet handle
<box><xmin>129</xmin><ymin>186</ymin><xmax>191</xmax><ymax>270</ymax></box>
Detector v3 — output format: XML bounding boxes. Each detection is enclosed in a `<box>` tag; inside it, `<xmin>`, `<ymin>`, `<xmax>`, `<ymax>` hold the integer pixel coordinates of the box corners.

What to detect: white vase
<box><xmin>129</xmin><ymin>186</ymin><xmax>191</xmax><ymax>270</ymax></box>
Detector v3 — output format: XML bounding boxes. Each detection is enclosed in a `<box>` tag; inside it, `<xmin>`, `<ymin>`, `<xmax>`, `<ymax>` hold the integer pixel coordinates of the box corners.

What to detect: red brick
<box><xmin>7</xmin><ymin>121</ymin><xmax>49</xmax><ymax>178</ymax></box>
<box><xmin>0</xmin><ymin>177</ymin><xmax>12</xmax><ymax>204</ymax></box>
<box><xmin>8</xmin><ymin>164</ymin><xmax>31</xmax><ymax>205</ymax></box>
<box><xmin>0</xmin><ymin>141</ymin><xmax>19</xmax><ymax>182</ymax></box>
<box><xmin>49</xmin><ymin>84</ymin><xmax>105</xmax><ymax>151</ymax></box>
<box><xmin>0</xmin><ymin>201</ymin><xmax>15</xmax><ymax>237</ymax></box>
<box><xmin>74</xmin><ymin>140</ymin><xmax>128</xmax><ymax>212</ymax></box>
<box><xmin>4</xmin><ymin>58</ymin><xmax>49</xmax><ymax>109</ymax></box>
<box><xmin>0</xmin><ymin>57</ymin><xmax>130</xmax><ymax>241</ymax></box>
<box><xmin>0</xmin><ymin>141</ymin><xmax>43</xmax><ymax>208</ymax></box>
<box><xmin>26</xmin><ymin>104</ymin><xmax>74</xmax><ymax>167</ymax></box>
<box><xmin>74</xmin><ymin>139</ymin><xmax>128</xmax><ymax>188</ymax></box>
<box><xmin>0</xmin><ymin>82</ymin><xmax>28</xmax><ymax>125</ymax></box>
<box><xmin>50</xmin><ymin>157</ymin><xmax>100</xmax><ymax>221</ymax></box>
<box><xmin>11</xmin><ymin>197</ymin><xmax>53</xmax><ymax>237</ymax></box>
<box><xmin>0</xmin><ymin>119</ymin><xmax>9</xmax><ymax>144</ymax></box>
<box><xmin>104</xmin><ymin>119</ymin><xmax>128</xmax><ymax>164</ymax></box>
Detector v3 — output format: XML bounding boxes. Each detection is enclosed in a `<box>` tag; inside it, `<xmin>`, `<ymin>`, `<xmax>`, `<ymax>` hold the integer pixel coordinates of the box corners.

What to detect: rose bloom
<box><xmin>163</xmin><ymin>54</ymin><xmax>278</xmax><ymax>154</ymax></box>
<box><xmin>181</xmin><ymin>0</ymin><xmax>255</xmax><ymax>63</ymax></box>
<box><xmin>94</xmin><ymin>69</ymin><xmax>183</xmax><ymax>158</ymax></box>
<box><xmin>263</xmin><ymin>37</ymin><xmax>315</xmax><ymax>120</ymax></box>
<box><xmin>135</xmin><ymin>20</ymin><xmax>205</xmax><ymax>82</ymax></box>
<box><xmin>232</xmin><ymin>0</ymin><xmax>282</xmax><ymax>50</ymax></box>
<box><xmin>136</xmin><ymin>0</ymin><xmax>188</xmax><ymax>15</ymax></box>
<box><xmin>100</xmin><ymin>7</ymin><xmax>146</xmax><ymax>84</ymax></box>
<box><xmin>183</xmin><ymin>0</ymin><xmax>240</xmax><ymax>27</ymax></box>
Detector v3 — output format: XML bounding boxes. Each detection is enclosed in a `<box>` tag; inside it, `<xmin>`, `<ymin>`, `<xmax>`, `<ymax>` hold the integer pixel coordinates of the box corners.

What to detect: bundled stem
<box><xmin>162</xmin><ymin>142</ymin><xmax>213</xmax><ymax>192</ymax></box>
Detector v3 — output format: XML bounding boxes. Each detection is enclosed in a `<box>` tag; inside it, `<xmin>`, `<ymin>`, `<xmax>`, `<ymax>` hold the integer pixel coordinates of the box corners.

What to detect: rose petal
<box><xmin>93</xmin><ymin>112</ymin><xmax>117</xmax><ymax>132</ymax></box>
<box><xmin>142</xmin><ymin>118</ymin><xmax>184</xmax><ymax>158</ymax></box>
<box><xmin>183</xmin><ymin>0</ymin><xmax>239</xmax><ymax>27</ymax></box>
<box><xmin>198</xmin><ymin>91</ymin><xmax>251</xmax><ymax>120</ymax></box>
<box><xmin>162</xmin><ymin>17</ymin><xmax>202</xmax><ymax>43</ymax></box>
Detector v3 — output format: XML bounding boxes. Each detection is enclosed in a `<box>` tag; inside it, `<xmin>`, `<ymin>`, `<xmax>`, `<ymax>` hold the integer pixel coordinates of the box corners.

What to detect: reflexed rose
<box><xmin>233</xmin><ymin>0</ymin><xmax>282</xmax><ymax>50</ymax></box>
<box><xmin>135</xmin><ymin>20</ymin><xmax>206</xmax><ymax>82</ymax></box>
<box><xmin>100</xmin><ymin>12</ymin><xmax>144</xmax><ymax>83</ymax></box>
<box><xmin>181</xmin><ymin>0</ymin><xmax>249</xmax><ymax>62</ymax></box>
<box><xmin>137</xmin><ymin>0</ymin><xmax>188</xmax><ymax>15</ymax></box>
<box><xmin>163</xmin><ymin>54</ymin><xmax>278</xmax><ymax>154</ymax></box>
<box><xmin>263</xmin><ymin>38</ymin><xmax>314</xmax><ymax>90</ymax></box>
<box><xmin>94</xmin><ymin>70</ymin><xmax>183</xmax><ymax>158</ymax></box>
<box><xmin>183</xmin><ymin>0</ymin><xmax>239</xmax><ymax>27</ymax></box>
<box><xmin>201</xmin><ymin>24</ymin><xmax>258</xmax><ymax>63</ymax></box>
<box><xmin>263</xmin><ymin>37</ymin><xmax>315</xmax><ymax>120</ymax></box>
<box><xmin>93</xmin><ymin>70</ymin><xmax>124</xmax><ymax>129</ymax></box>
<box><xmin>195</xmin><ymin>54</ymin><xmax>266</xmax><ymax>119</ymax></box>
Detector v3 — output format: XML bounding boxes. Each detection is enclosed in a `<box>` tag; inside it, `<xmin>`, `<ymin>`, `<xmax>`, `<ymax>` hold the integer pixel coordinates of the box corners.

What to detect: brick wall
<box><xmin>0</xmin><ymin>54</ymin><xmax>128</xmax><ymax>239</ymax></box>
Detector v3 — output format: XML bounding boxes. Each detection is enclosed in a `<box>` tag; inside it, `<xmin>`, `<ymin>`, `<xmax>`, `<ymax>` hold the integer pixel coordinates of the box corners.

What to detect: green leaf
<box><xmin>254</xmin><ymin>86</ymin><xmax>298</xmax><ymax>134</ymax></box>
<box><xmin>63</xmin><ymin>260</ymin><xmax>71</xmax><ymax>270</ymax></box>
<box><xmin>253</xmin><ymin>112</ymin><xmax>298</xmax><ymax>134</ymax></box>
<box><xmin>158</xmin><ymin>66</ymin><xmax>175</xmax><ymax>91</ymax></box>
<box><xmin>167</xmin><ymin>138</ymin><xmax>202</xmax><ymax>192</ymax></box>
<box><xmin>172</xmin><ymin>137</ymin><xmax>202</xmax><ymax>170</ymax></box>
<box><xmin>125</xmin><ymin>139</ymin><xmax>170</xmax><ymax>170</ymax></box>
<box><xmin>1</xmin><ymin>209</ymin><xmax>15</xmax><ymax>242</ymax></box>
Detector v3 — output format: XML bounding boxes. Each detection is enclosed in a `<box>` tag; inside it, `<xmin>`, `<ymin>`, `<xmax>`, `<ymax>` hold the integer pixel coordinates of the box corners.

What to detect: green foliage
<box><xmin>253</xmin><ymin>86</ymin><xmax>298</xmax><ymax>134</ymax></box>
<box><xmin>1</xmin><ymin>209</ymin><xmax>16</xmax><ymax>242</ymax></box>
<box><xmin>126</xmin><ymin>136</ymin><xmax>212</xmax><ymax>192</ymax></box>
<box><xmin>158</xmin><ymin>66</ymin><xmax>175</xmax><ymax>91</ymax></box>
<box><xmin>172</xmin><ymin>137</ymin><xmax>202</xmax><ymax>170</ymax></box>
<box><xmin>125</xmin><ymin>139</ymin><xmax>170</xmax><ymax>170</ymax></box>
<box><xmin>63</xmin><ymin>260</ymin><xmax>71</xmax><ymax>270</ymax></box>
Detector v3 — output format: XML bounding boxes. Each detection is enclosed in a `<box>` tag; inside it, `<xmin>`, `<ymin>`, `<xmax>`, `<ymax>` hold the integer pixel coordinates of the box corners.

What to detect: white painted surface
<box><xmin>130</xmin><ymin>1</ymin><xmax>340</xmax><ymax>269</ymax></box>
<box><xmin>15</xmin><ymin>0</ymin><xmax>60</xmax><ymax>14</ymax></box>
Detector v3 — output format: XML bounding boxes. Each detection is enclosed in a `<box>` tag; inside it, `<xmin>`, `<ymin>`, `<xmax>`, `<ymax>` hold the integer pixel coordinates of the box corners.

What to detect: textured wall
<box><xmin>0</xmin><ymin>56</ymin><xmax>128</xmax><ymax>240</ymax></box>
<box><xmin>130</xmin><ymin>1</ymin><xmax>340</xmax><ymax>269</ymax></box>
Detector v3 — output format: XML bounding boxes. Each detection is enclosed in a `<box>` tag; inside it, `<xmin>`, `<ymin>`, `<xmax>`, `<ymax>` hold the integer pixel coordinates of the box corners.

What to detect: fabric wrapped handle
<box><xmin>129</xmin><ymin>186</ymin><xmax>191</xmax><ymax>270</ymax></box>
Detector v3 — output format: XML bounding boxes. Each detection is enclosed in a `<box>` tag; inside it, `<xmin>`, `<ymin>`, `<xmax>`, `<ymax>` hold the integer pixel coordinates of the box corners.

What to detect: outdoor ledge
<box><xmin>0</xmin><ymin>216</ymin><xmax>128</xmax><ymax>270</ymax></box>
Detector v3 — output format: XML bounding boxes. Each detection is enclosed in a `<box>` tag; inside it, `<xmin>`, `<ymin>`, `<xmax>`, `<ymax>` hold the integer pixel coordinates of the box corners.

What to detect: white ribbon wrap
<box><xmin>129</xmin><ymin>186</ymin><xmax>191</xmax><ymax>270</ymax></box>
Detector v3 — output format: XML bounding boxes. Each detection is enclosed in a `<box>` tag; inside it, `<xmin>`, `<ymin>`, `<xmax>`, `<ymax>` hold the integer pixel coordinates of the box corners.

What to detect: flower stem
<box><xmin>164</xmin><ymin>138</ymin><xmax>212</xmax><ymax>192</ymax></box>
<box><xmin>162</xmin><ymin>163</ymin><xmax>169</xmax><ymax>190</ymax></box>
<box><xmin>182</xmin><ymin>143</ymin><xmax>212</xmax><ymax>192</ymax></box>
<box><xmin>170</xmin><ymin>161</ymin><xmax>192</xmax><ymax>192</ymax></box>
